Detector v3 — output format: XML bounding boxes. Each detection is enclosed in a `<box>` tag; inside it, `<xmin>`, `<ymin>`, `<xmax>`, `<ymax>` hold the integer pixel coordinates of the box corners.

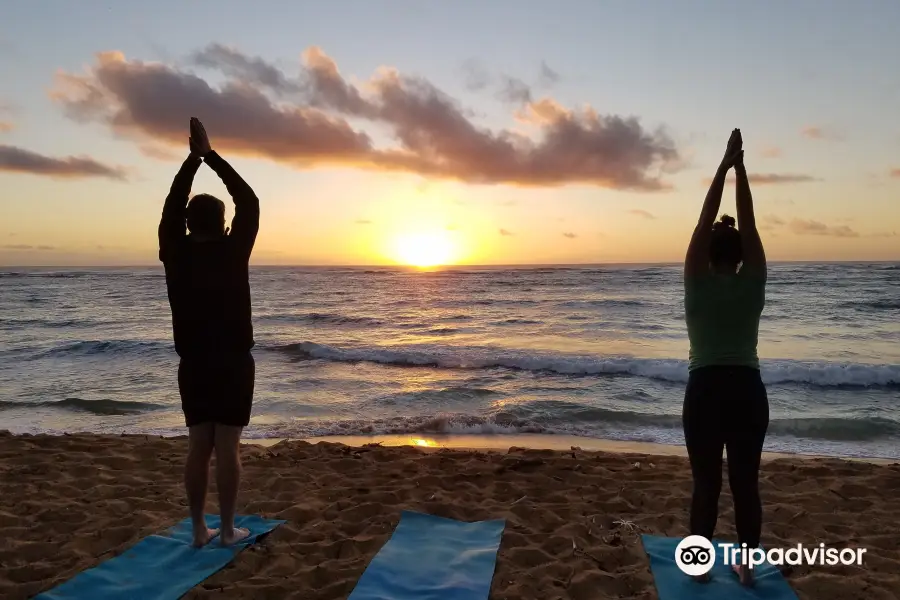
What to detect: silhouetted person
<box><xmin>159</xmin><ymin>118</ymin><xmax>259</xmax><ymax>547</ymax></box>
<box><xmin>683</xmin><ymin>129</ymin><xmax>768</xmax><ymax>586</ymax></box>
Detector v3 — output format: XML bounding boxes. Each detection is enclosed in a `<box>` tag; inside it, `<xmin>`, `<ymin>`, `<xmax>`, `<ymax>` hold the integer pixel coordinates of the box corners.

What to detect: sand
<box><xmin>1</xmin><ymin>432</ymin><xmax>899</xmax><ymax>600</ymax></box>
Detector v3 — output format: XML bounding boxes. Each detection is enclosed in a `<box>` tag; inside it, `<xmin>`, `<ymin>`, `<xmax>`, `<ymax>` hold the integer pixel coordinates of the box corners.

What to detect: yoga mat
<box><xmin>35</xmin><ymin>514</ymin><xmax>285</xmax><ymax>600</ymax></box>
<box><xmin>641</xmin><ymin>535</ymin><xmax>799</xmax><ymax>599</ymax></box>
<box><xmin>348</xmin><ymin>510</ymin><xmax>505</xmax><ymax>600</ymax></box>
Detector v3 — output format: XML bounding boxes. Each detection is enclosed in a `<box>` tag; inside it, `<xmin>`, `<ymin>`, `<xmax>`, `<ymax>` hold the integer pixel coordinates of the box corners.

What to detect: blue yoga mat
<box><xmin>35</xmin><ymin>514</ymin><xmax>285</xmax><ymax>600</ymax></box>
<box><xmin>348</xmin><ymin>510</ymin><xmax>505</xmax><ymax>600</ymax></box>
<box><xmin>641</xmin><ymin>535</ymin><xmax>799</xmax><ymax>599</ymax></box>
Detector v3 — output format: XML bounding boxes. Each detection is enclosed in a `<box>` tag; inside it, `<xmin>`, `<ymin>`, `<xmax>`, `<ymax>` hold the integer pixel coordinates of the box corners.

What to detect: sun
<box><xmin>392</xmin><ymin>230</ymin><xmax>456</xmax><ymax>268</ymax></box>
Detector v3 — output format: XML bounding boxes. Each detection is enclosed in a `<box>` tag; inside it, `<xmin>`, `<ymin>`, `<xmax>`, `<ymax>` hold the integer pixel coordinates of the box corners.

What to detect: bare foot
<box><xmin>191</xmin><ymin>527</ymin><xmax>220</xmax><ymax>548</ymax></box>
<box><xmin>732</xmin><ymin>564</ymin><xmax>754</xmax><ymax>586</ymax></box>
<box><xmin>220</xmin><ymin>527</ymin><xmax>251</xmax><ymax>546</ymax></box>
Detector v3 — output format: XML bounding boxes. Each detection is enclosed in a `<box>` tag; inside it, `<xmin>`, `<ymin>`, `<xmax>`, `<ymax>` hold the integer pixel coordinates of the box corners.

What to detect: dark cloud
<box><xmin>562</xmin><ymin>232</ymin><xmax>577</xmax><ymax>239</ymax></box>
<box><xmin>191</xmin><ymin>44</ymin><xmax>302</xmax><ymax>94</ymax></box>
<box><xmin>0</xmin><ymin>145</ymin><xmax>127</xmax><ymax>180</ymax></box>
<box><xmin>2</xmin><ymin>244</ymin><xmax>55</xmax><ymax>251</ymax></box>
<box><xmin>51</xmin><ymin>47</ymin><xmax>680</xmax><ymax>190</ymax></box>
<box><xmin>499</xmin><ymin>228</ymin><xmax>514</xmax><ymax>236</ymax></box>
<box><xmin>628</xmin><ymin>209</ymin><xmax>655</xmax><ymax>219</ymax></box>
<box><xmin>788</xmin><ymin>219</ymin><xmax>859</xmax><ymax>238</ymax></box>
<box><xmin>461</xmin><ymin>59</ymin><xmax>490</xmax><ymax>92</ymax></box>
<box><xmin>498</xmin><ymin>77</ymin><xmax>532</xmax><ymax>105</ymax></box>
<box><xmin>537</xmin><ymin>62</ymin><xmax>560</xmax><ymax>87</ymax></box>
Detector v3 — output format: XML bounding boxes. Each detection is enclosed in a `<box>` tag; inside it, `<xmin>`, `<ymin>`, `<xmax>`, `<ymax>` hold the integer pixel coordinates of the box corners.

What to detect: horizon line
<box><xmin>2</xmin><ymin>259</ymin><xmax>898</xmax><ymax>269</ymax></box>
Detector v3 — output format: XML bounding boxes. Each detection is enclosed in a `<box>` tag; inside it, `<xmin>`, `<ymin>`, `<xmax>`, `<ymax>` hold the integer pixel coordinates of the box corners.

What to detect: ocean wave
<box><xmin>557</xmin><ymin>299</ymin><xmax>645</xmax><ymax>309</ymax></box>
<box><xmin>0</xmin><ymin>397</ymin><xmax>166</xmax><ymax>415</ymax></box>
<box><xmin>236</xmin><ymin>411</ymin><xmax>900</xmax><ymax>443</ymax></box>
<box><xmin>31</xmin><ymin>339</ymin><xmax>170</xmax><ymax>359</ymax></box>
<box><xmin>270</xmin><ymin>341</ymin><xmax>900</xmax><ymax>388</ymax></box>
<box><xmin>839</xmin><ymin>300</ymin><xmax>900</xmax><ymax>311</ymax></box>
<box><xmin>260</xmin><ymin>312</ymin><xmax>385</xmax><ymax>326</ymax></box>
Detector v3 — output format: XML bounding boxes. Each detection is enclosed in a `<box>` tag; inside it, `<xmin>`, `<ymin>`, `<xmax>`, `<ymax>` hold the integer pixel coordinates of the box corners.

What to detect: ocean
<box><xmin>1</xmin><ymin>263</ymin><xmax>898</xmax><ymax>459</ymax></box>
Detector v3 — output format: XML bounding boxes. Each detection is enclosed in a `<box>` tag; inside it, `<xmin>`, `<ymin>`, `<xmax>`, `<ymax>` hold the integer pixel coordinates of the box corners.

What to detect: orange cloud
<box><xmin>890</xmin><ymin>168</ymin><xmax>900</xmax><ymax>178</ymax></box>
<box><xmin>0</xmin><ymin>145</ymin><xmax>127</xmax><ymax>180</ymax></box>
<box><xmin>800</xmin><ymin>126</ymin><xmax>841</xmax><ymax>141</ymax></box>
<box><xmin>628</xmin><ymin>209</ymin><xmax>656</xmax><ymax>219</ymax></box>
<box><xmin>788</xmin><ymin>219</ymin><xmax>858</xmax><ymax>238</ymax></box>
<box><xmin>50</xmin><ymin>46</ymin><xmax>679</xmax><ymax>190</ymax></box>
<box><xmin>760</xmin><ymin>146</ymin><xmax>781</xmax><ymax>158</ymax></box>
<box><xmin>703</xmin><ymin>173</ymin><xmax>818</xmax><ymax>186</ymax></box>
<box><xmin>499</xmin><ymin>228</ymin><xmax>514</xmax><ymax>236</ymax></box>
<box><xmin>0</xmin><ymin>121</ymin><xmax>12</xmax><ymax>133</ymax></box>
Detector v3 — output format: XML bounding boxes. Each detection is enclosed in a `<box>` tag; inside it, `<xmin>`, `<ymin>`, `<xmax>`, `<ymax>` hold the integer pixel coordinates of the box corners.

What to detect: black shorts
<box><xmin>178</xmin><ymin>353</ymin><xmax>255</xmax><ymax>427</ymax></box>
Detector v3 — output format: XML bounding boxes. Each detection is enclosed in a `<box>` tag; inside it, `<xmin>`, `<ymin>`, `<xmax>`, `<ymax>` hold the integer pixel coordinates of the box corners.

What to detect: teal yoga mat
<box><xmin>35</xmin><ymin>514</ymin><xmax>285</xmax><ymax>600</ymax></box>
<box><xmin>641</xmin><ymin>535</ymin><xmax>799</xmax><ymax>599</ymax></box>
<box><xmin>347</xmin><ymin>511</ymin><xmax>505</xmax><ymax>600</ymax></box>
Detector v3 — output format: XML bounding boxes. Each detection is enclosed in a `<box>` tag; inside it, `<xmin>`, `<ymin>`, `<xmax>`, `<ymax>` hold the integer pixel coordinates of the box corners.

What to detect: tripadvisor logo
<box><xmin>674</xmin><ymin>535</ymin><xmax>867</xmax><ymax>575</ymax></box>
<box><xmin>675</xmin><ymin>535</ymin><xmax>716</xmax><ymax>576</ymax></box>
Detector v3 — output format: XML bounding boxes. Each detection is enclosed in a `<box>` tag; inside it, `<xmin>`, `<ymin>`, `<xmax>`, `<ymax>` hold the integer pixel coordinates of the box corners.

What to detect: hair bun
<box><xmin>717</xmin><ymin>214</ymin><xmax>736</xmax><ymax>228</ymax></box>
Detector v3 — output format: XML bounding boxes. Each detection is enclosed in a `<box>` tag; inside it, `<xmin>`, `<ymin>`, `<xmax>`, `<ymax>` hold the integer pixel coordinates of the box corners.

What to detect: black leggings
<box><xmin>683</xmin><ymin>365</ymin><xmax>769</xmax><ymax>548</ymax></box>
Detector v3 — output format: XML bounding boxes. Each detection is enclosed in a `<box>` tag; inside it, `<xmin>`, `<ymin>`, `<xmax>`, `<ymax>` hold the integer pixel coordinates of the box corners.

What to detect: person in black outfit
<box><xmin>159</xmin><ymin>118</ymin><xmax>259</xmax><ymax>547</ymax></box>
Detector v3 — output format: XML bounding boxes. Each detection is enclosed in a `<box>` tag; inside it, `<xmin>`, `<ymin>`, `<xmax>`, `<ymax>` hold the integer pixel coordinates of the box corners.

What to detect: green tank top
<box><xmin>684</xmin><ymin>270</ymin><xmax>766</xmax><ymax>371</ymax></box>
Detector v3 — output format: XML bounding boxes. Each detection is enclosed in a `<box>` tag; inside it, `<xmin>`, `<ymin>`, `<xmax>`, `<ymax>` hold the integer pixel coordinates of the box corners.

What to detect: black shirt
<box><xmin>158</xmin><ymin>151</ymin><xmax>259</xmax><ymax>358</ymax></box>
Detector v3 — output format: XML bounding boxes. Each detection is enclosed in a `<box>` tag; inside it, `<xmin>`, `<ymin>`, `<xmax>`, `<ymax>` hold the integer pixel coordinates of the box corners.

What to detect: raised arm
<box><xmin>685</xmin><ymin>129</ymin><xmax>742</xmax><ymax>278</ymax></box>
<box><xmin>188</xmin><ymin>118</ymin><xmax>259</xmax><ymax>260</ymax></box>
<box><xmin>734</xmin><ymin>153</ymin><xmax>766</xmax><ymax>276</ymax></box>
<box><xmin>158</xmin><ymin>154</ymin><xmax>202</xmax><ymax>263</ymax></box>
<box><xmin>204</xmin><ymin>150</ymin><xmax>260</xmax><ymax>258</ymax></box>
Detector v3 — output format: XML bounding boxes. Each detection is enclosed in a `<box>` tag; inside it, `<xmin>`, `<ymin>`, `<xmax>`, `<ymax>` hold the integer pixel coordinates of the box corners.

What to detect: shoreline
<box><xmin>246</xmin><ymin>433</ymin><xmax>899</xmax><ymax>465</ymax></box>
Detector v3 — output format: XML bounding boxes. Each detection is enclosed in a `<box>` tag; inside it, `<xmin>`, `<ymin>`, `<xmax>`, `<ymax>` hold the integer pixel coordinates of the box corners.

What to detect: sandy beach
<box><xmin>1</xmin><ymin>432</ymin><xmax>899</xmax><ymax>600</ymax></box>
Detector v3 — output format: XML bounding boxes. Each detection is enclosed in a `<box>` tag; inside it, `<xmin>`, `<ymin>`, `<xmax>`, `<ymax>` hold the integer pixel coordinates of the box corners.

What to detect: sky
<box><xmin>1</xmin><ymin>0</ymin><xmax>899</xmax><ymax>266</ymax></box>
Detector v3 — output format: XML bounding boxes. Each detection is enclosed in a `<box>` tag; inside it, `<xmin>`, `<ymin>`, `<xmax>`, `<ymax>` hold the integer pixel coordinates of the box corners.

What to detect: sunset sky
<box><xmin>2</xmin><ymin>0</ymin><xmax>899</xmax><ymax>266</ymax></box>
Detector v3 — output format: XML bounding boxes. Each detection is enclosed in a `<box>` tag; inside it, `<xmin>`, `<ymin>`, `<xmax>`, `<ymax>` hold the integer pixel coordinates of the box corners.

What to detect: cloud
<box><xmin>750</xmin><ymin>173</ymin><xmax>819</xmax><ymax>184</ymax></box>
<box><xmin>537</xmin><ymin>62</ymin><xmax>560</xmax><ymax>87</ymax></box>
<box><xmin>760</xmin><ymin>146</ymin><xmax>782</xmax><ymax>158</ymax></box>
<box><xmin>703</xmin><ymin>173</ymin><xmax>818</xmax><ymax>186</ymax></box>
<box><xmin>800</xmin><ymin>126</ymin><xmax>841</xmax><ymax>141</ymax></box>
<box><xmin>51</xmin><ymin>47</ymin><xmax>679</xmax><ymax>190</ymax></box>
<box><xmin>499</xmin><ymin>228</ymin><xmax>514</xmax><ymax>236</ymax></box>
<box><xmin>759</xmin><ymin>214</ymin><xmax>785</xmax><ymax>230</ymax></box>
<box><xmin>0</xmin><ymin>121</ymin><xmax>12</xmax><ymax>133</ymax></box>
<box><xmin>890</xmin><ymin>168</ymin><xmax>900</xmax><ymax>178</ymax></box>
<box><xmin>0</xmin><ymin>145</ymin><xmax>128</xmax><ymax>179</ymax></box>
<box><xmin>138</xmin><ymin>143</ymin><xmax>180</xmax><ymax>161</ymax></box>
<box><xmin>498</xmin><ymin>76</ymin><xmax>532</xmax><ymax>104</ymax></box>
<box><xmin>562</xmin><ymin>232</ymin><xmax>577</xmax><ymax>239</ymax></box>
<box><xmin>628</xmin><ymin>209</ymin><xmax>655</xmax><ymax>219</ymax></box>
<box><xmin>191</xmin><ymin>44</ymin><xmax>302</xmax><ymax>94</ymax></box>
<box><xmin>1</xmin><ymin>244</ymin><xmax>55</xmax><ymax>251</ymax></box>
<box><xmin>355</xmin><ymin>219</ymin><xmax>372</xmax><ymax>225</ymax></box>
<box><xmin>788</xmin><ymin>219</ymin><xmax>859</xmax><ymax>238</ymax></box>
<box><xmin>461</xmin><ymin>59</ymin><xmax>490</xmax><ymax>92</ymax></box>
<box><xmin>872</xmin><ymin>231</ymin><xmax>898</xmax><ymax>238</ymax></box>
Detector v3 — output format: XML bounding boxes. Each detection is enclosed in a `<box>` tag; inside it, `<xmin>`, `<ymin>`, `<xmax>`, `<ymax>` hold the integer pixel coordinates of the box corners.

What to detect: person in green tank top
<box><xmin>682</xmin><ymin>129</ymin><xmax>769</xmax><ymax>587</ymax></box>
